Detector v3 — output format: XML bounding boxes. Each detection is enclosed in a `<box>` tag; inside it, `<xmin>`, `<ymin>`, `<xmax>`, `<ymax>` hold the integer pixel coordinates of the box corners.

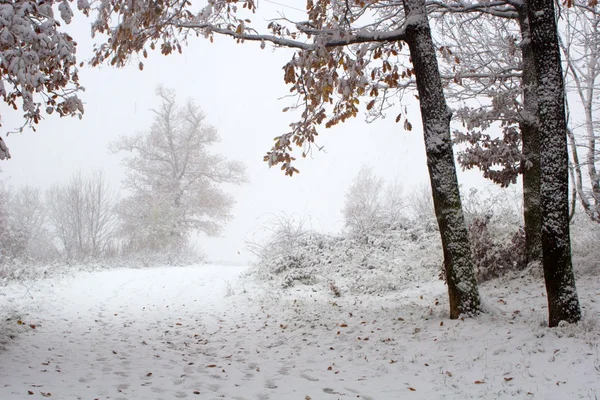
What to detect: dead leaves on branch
<box><xmin>272</xmin><ymin>41</ymin><xmax>415</xmax><ymax>176</ymax></box>
<box><xmin>89</xmin><ymin>0</ymin><xmax>418</xmax><ymax>176</ymax></box>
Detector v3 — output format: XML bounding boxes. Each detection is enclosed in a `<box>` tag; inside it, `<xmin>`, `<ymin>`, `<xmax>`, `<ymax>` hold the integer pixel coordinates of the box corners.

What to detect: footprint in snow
<box><xmin>300</xmin><ymin>372</ymin><xmax>319</xmax><ymax>382</ymax></box>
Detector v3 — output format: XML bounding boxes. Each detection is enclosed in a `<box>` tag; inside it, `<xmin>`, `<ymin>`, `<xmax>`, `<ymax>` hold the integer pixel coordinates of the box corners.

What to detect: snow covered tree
<box><xmin>0</xmin><ymin>0</ymin><xmax>88</xmax><ymax>155</ymax></box>
<box><xmin>343</xmin><ymin>166</ymin><xmax>406</xmax><ymax>234</ymax></box>
<box><xmin>528</xmin><ymin>0</ymin><xmax>581</xmax><ymax>326</ymax></box>
<box><xmin>433</xmin><ymin>5</ymin><xmax>542</xmax><ymax>268</ymax></box>
<box><xmin>46</xmin><ymin>170</ymin><xmax>118</xmax><ymax>260</ymax></box>
<box><xmin>343</xmin><ymin>166</ymin><xmax>385</xmax><ymax>234</ymax></box>
<box><xmin>430</xmin><ymin>0</ymin><xmax>581</xmax><ymax>325</ymax></box>
<box><xmin>112</xmin><ymin>87</ymin><xmax>246</xmax><ymax>254</ymax></box>
<box><xmin>88</xmin><ymin>0</ymin><xmax>480</xmax><ymax>318</ymax></box>
<box><xmin>561</xmin><ymin>6</ymin><xmax>600</xmax><ymax>225</ymax></box>
<box><xmin>8</xmin><ymin>185</ymin><xmax>55</xmax><ymax>262</ymax></box>
<box><xmin>0</xmin><ymin>182</ymin><xmax>17</xmax><ymax>264</ymax></box>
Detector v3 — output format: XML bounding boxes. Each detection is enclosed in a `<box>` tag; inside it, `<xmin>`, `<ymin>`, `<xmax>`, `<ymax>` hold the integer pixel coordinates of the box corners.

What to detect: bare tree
<box><xmin>89</xmin><ymin>0</ymin><xmax>481</xmax><ymax>318</ymax></box>
<box><xmin>343</xmin><ymin>166</ymin><xmax>386</xmax><ymax>234</ymax></box>
<box><xmin>407</xmin><ymin>183</ymin><xmax>437</xmax><ymax>229</ymax></box>
<box><xmin>561</xmin><ymin>6</ymin><xmax>600</xmax><ymax>224</ymax></box>
<box><xmin>46</xmin><ymin>170</ymin><xmax>118</xmax><ymax>260</ymax></box>
<box><xmin>112</xmin><ymin>87</ymin><xmax>247</xmax><ymax>254</ymax></box>
<box><xmin>9</xmin><ymin>185</ymin><xmax>56</xmax><ymax>261</ymax></box>
<box><xmin>0</xmin><ymin>182</ymin><xmax>18</xmax><ymax>264</ymax></box>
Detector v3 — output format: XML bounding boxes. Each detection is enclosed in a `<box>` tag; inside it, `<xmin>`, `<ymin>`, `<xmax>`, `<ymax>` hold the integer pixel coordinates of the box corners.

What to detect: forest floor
<box><xmin>0</xmin><ymin>264</ymin><xmax>599</xmax><ymax>399</ymax></box>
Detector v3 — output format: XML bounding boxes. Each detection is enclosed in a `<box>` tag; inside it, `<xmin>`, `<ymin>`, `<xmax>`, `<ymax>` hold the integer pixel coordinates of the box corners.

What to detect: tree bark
<box><xmin>527</xmin><ymin>0</ymin><xmax>581</xmax><ymax>326</ymax></box>
<box><xmin>517</xmin><ymin>6</ymin><xmax>543</xmax><ymax>268</ymax></box>
<box><xmin>403</xmin><ymin>0</ymin><xmax>480</xmax><ymax>318</ymax></box>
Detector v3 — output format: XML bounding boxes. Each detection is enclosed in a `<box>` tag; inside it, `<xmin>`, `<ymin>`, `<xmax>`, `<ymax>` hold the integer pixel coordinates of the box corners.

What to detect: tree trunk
<box><xmin>527</xmin><ymin>0</ymin><xmax>581</xmax><ymax>326</ymax></box>
<box><xmin>403</xmin><ymin>0</ymin><xmax>480</xmax><ymax>318</ymax></box>
<box><xmin>517</xmin><ymin>7</ymin><xmax>543</xmax><ymax>268</ymax></box>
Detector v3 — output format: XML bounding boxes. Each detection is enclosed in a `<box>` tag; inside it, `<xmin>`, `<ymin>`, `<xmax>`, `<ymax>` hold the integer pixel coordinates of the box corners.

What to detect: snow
<box><xmin>1</xmin><ymin>264</ymin><xmax>599</xmax><ymax>399</ymax></box>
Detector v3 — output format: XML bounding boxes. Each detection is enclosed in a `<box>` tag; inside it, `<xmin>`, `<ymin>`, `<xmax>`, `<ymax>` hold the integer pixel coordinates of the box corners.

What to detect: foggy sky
<box><xmin>0</xmin><ymin>2</ymin><xmax>490</xmax><ymax>263</ymax></box>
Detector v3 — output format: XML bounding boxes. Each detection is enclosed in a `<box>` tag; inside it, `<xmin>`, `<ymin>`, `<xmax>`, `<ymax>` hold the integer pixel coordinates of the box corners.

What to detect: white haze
<box><xmin>0</xmin><ymin>3</ymin><xmax>489</xmax><ymax>263</ymax></box>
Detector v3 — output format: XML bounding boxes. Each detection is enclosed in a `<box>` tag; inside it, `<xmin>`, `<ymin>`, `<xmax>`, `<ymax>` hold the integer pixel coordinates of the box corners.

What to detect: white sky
<box><xmin>0</xmin><ymin>2</ymin><xmax>490</xmax><ymax>263</ymax></box>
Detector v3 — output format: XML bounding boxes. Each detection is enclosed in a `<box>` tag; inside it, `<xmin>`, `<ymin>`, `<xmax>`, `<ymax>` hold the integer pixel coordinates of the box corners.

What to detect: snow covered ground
<box><xmin>0</xmin><ymin>264</ymin><xmax>599</xmax><ymax>399</ymax></box>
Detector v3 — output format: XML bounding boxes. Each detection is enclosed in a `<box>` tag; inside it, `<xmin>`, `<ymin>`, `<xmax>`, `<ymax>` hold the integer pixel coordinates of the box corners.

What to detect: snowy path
<box><xmin>1</xmin><ymin>265</ymin><xmax>599</xmax><ymax>399</ymax></box>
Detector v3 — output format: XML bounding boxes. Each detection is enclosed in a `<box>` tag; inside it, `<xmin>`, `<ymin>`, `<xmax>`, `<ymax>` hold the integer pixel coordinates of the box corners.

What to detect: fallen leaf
<box><xmin>41</xmin><ymin>392</ymin><xmax>52</xmax><ymax>397</ymax></box>
<box><xmin>327</xmin><ymin>366</ymin><xmax>332</xmax><ymax>371</ymax></box>
<box><xmin>30</xmin><ymin>324</ymin><xmax>36</xmax><ymax>329</ymax></box>
<box><xmin>440</xmin><ymin>321</ymin><xmax>443</xmax><ymax>326</ymax></box>
<box><xmin>474</xmin><ymin>380</ymin><xmax>485</xmax><ymax>384</ymax></box>
<box><xmin>390</xmin><ymin>360</ymin><xmax>397</xmax><ymax>364</ymax></box>
<box><xmin>193</xmin><ymin>390</ymin><xmax>200</xmax><ymax>395</ymax></box>
<box><xmin>408</xmin><ymin>387</ymin><xmax>416</xmax><ymax>391</ymax></box>
<box><xmin>446</xmin><ymin>371</ymin><xmax>452</xmax><ymax>377</ymax></box>
<box><xmin>504</xmin><ymin>377</ymin><xmax>513</xmax><ymax>381</ymax></box>
<box><xmin>206</xmin><ymin>364</ymin><xmax>217</xmax><ymax>368</ymax></box>
<box><xmin>28</xmin><ymin>391</ymin><xmax>34</xmax><ymax>395</ymax></box>
<box><xmin>112</xmin><ymin>350</ymin><xmax>117</xmax><ymax>355</ymax></box>
<box><xmin>146</xmin><ymin>372</ymin><xmax>152</xmax><ymax>377</ymax></box>
<box><xmin>340</xmin><ymin>323</ymin><xmax>348</xmax><ymax>328</ymax></box>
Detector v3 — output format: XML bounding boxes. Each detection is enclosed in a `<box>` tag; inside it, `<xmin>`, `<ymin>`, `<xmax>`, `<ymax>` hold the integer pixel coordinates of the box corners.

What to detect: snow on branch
<box><xmin>86</xmin><ymin>0</ymin><xmax>418</xmax><ymax>176</ymax></box>
<box><xmin>0</xmin><ymin>0</ymin><xmax>88</xmax><ymax>140</ymax></box>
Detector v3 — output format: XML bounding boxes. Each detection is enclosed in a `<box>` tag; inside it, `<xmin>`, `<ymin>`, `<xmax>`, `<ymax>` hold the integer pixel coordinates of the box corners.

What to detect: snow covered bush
<box><xmin>570</xmin><ymin>211</ymin><xmax>600</xmax><ymax>275</ymax></box>
<box><xmin>462</xmin><ymin>188</ymin><xmax>527</xmax><ymax>282</ymax></box>
<box><xmin>248</xmin><ymin>212</ymin><xmax>442</xmax><ymax>295</ymax></box>
<box><xmin>250</xmin><ymin>184</ymin><xmax>537</xmax><ymax>296</ymax></box>
<box><xmin>467</xmin><ymin>214</ymin><xmax>526</xmax><ymax>281</ymax></box>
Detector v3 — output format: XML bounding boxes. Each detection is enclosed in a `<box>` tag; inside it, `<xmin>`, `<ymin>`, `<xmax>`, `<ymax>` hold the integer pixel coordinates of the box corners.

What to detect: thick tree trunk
<box><xmin>517</xmin><ymin>7</ymin><xmax>543</xmax><ymax>267</ymax></box>
<box><xmin>403</xmin><ymin>0</ymin><xmax>480</xmax><ymax>318</ymax></box>
<box><xmin>527</xmin><ymin>0</ymin><xmax>581</xmax><ymax>326</ymax></box>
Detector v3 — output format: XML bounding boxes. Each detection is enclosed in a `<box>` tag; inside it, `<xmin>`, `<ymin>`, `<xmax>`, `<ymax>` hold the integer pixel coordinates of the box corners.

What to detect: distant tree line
<box><xmin>0</xmin><ymin>89</ymin><xmax>246</xmax><ymax>274</ymax></box>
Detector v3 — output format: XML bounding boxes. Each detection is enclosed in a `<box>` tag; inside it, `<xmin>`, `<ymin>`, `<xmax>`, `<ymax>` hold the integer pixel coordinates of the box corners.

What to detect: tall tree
<box><xmin>112</xmin><ymin>88</ymin><xmax>247</xmax><ymax>253</ymax></box>
<box><xmin>343</xmin><ymin>166</ymin><xmax>386</xmax><ymax>234</ymax></box>
<box><xmin>527</xmin><ymin>0</ymin><xmax>581</xmax><ymax>325</ymax></box>
<box><xmin>8</xmin><ymin>185</ymin><xmax>54</xmax><ymax>261</ymax></box>
<box><xmin>434</xmin><ymin>7</ymin><xmax>543</xmax><ymax>268</ymax></box>
<box><xmin>430</xmin><ymin>0</ymin><xmax>581</xmax><ymax>325</ymax></box>
<box><xmin>561</xmin><ymin>5</ymin><xmax>600</xmax><ymax>223</ymax></box>
<box><xmin>46</xmin><ymin>170</ymin><xmax>118</xmax><ymax>260</ymax></box>
<box><xmin>90</xmin><ymin>0</ymin><xmax>481</xmax><ymax>317</ymax></box>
